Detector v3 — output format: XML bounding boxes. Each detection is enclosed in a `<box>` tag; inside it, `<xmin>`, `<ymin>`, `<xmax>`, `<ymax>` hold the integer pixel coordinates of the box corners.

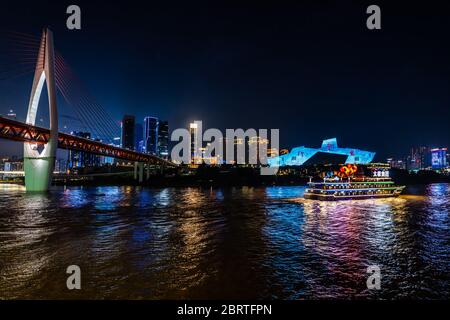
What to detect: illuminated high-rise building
<box><xmin>157</xmin><ymin>120</ymin><xmax>169</xmax><ymax>159</ymax></box>
<box><xmin>121</xmin><ymin>115</ymin><xmax>135</xmax><ymax>150</ymax></box>
<box><xmin>431</xmin><ymin>148</ymin><xmax>447</xmax><ymax>169</ymax></box>
<box><xmin>144</xmin><ymin>117</ymin><xmax>159</xmax><ymax>155</ymax></box>
<box><xmin>190</xmin><ymin>121</ymin><xmax>201</xmax><ymax>164</ymax></box>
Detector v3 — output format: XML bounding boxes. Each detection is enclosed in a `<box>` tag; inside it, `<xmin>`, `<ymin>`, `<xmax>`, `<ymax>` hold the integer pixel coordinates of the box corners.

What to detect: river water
<box><xmin>0</xmin><ymin>183</ymin><xmax>448</xmax><ymax>299</ymax></box>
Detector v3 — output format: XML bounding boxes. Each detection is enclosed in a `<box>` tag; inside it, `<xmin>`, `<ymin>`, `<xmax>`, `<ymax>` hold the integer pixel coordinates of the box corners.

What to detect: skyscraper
<box><xmin>190</xmin><ymin>121</ymin><xmax>201</xmax><ymax>164</ymax></box>
<box><xmin>6</xmin><ymin>109</ymin><xmax>16</xmax><ymax>120</ymax></box>
<box><xmin>248</xmin><ymin>136</ymin><xmax>269</xmax><ymax>165</ymax></box>
<box><xmin>158</xmin><ymin>120</ymin><xmax>169</xmax><ymax>159</ymax></box>
<box><xmin>410</xmin><ymin>146</ymin><xmax>431</xmax><ymax>170</ymax></box>
<box><xmin>121</xmin><ymin>115</ymin><xmax>135</xmax><ymax>150</ymax></box>
<box><xmin>144</xmin><ymin>117</ymin><xmax>159</xmax><ymax>155</ymax></box>
<box><xmin>431</xmin><ymin>148</ymin><xmax>448</xmax><ymax>169</ymax></box>
<box><xmin>69</xmin><ymin>131</ymin><xmax>101</xmax><ymax>168</ymax></box>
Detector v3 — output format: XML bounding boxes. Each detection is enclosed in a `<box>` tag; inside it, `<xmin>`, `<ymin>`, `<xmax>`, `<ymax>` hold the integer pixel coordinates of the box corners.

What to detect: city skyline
<box><xmin>1</xmin><ymin>2</ymin><xmax>450</xmax><ymax>160</ymax></box>
<box><xmin>0</xmin><ymin>107</ymin><xmax>448</xmax><ymax>165</ymax></box>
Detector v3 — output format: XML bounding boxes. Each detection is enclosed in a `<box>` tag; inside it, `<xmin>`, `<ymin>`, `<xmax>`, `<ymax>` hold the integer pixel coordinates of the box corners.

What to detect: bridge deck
<box><xmin>0</xmin><ymin>116</ymin><xmax>175</xmax><ymax>166</ymax></box>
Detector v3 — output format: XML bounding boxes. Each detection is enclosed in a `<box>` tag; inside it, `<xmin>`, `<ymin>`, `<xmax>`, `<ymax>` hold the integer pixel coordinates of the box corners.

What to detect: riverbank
<box><xmin>6</xmin><ymin>166</ymin><xmax>450</xmax><ymax>188</ymax></box>
<box><xmin>52</xmin><ymin>170</ymin><xmax>449</xmax><ymax>188</ymax></box>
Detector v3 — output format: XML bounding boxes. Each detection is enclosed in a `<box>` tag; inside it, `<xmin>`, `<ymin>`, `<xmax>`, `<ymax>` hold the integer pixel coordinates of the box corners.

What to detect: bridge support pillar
<box><xmin>146</xmin><ymin>161</ymin><xmax>150</xmax><ymax>180</ymax></box>
<box><xmin>139</xmin><ymin>162</ymin><xmax>144</xmax><ymax>183</ymax></box>
<box><xmin>134</xmin><ymin>162</ymin><xmax>144</xmax><ymax>183</ymax></box>
<box><xmin>134</xmin><ymin>162</ymin><xmax>138</xmax><ymax>180</ymax></box>
<box><xmin>23</xmin><ymin>28</ymin><xmax>58</xmax><ymax>192</ymax></box>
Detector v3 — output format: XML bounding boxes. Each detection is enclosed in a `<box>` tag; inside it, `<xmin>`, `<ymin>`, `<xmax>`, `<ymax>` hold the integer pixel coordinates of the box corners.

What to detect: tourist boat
<box><xmin>304</xmin><ymin>164</ymin><xmax>405</xmax><ymax>201</ymax></box>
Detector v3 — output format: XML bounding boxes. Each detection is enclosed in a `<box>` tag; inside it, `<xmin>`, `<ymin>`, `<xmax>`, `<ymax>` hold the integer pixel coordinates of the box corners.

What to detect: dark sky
<box><xmin>1</xmin><ymin>0</ymin><xmax>450</xmax><ymax>160</ymax></box>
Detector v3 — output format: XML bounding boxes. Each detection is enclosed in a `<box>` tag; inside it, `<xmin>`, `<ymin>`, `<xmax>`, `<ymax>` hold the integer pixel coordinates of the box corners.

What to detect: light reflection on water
<box><xmin>0</xmin><ymin>183</ymin><xmax>448</xmax><ymax>299</ymax></box>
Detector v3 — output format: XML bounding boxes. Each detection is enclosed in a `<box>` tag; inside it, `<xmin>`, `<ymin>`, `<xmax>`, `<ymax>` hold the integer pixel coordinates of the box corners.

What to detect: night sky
<box><xmin>1</xmin><ymin>1</ymin><xmax>450</xmax><ymax>160</ymax></box>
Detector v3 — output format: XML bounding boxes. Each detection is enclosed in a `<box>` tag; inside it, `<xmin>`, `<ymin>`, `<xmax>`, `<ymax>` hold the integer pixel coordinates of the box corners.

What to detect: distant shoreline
<box><xmin>2</xmin><ymin>166</ymin><xmax>449</xmax><ymax>188</ymax></box>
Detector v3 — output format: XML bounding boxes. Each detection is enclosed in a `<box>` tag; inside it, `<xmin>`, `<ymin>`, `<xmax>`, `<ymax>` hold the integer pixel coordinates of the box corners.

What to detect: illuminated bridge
<box><xmin>0</xmin><ymin>116</ymin><xmax>173</xmax><ymax>164</ymax></box>
<box><xmin>0</xmin><ymin>28</ymin><xmax>175</xmax><ymax>191</ymax></box>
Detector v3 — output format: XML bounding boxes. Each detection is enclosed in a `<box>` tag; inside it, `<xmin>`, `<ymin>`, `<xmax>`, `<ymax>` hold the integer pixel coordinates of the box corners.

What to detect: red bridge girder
<box><xmin>0</xmin><ymin>116</ymin><xmax>175</xmax><ymax>166</ymax></box>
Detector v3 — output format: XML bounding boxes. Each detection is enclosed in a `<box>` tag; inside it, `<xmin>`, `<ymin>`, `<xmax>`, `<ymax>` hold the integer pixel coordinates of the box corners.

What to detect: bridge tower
<box><xmin>24</xmin><ymin>28</ymin><xmax>58</xmax><ymax>192</ymax></box>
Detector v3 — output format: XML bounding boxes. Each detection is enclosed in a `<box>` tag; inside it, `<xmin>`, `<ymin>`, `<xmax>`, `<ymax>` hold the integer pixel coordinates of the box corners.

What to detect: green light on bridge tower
<box><xmin>23</xmin><ymin>28</ymin><xmax>58</xmax><ymax>192</ymax></box>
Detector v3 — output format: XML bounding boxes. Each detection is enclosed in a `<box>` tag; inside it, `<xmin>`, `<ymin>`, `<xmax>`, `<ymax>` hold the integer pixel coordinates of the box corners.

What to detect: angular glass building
<box><xmin>268</xmin><ymin>138</ymin><xmax>375</xmax><ymax>167</ymax></box>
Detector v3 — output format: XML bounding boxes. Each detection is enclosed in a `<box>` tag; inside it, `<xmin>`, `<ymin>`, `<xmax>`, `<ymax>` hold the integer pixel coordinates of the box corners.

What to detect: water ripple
<box><xmin>0</xmin><ymin>184</ymin><xmax>448</xmax><ymax>299</ymax></box>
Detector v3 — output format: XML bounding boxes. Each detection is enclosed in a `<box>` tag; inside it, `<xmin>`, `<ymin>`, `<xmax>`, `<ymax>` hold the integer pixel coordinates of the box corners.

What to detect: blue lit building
<box><xmin>431</xmin><ymin>148</ymin><xmax>447</xmax><ymax>169</ymax></box>
<box><xmin>268</xmin><ymin>138</ymin><xmax>375</xmax><ymax>167</ymax></box>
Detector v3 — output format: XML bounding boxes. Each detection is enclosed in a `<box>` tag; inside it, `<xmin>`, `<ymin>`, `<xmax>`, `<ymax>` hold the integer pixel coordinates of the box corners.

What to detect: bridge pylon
<box><xmin>23</xmin><ymin>28</ymin><xmax>58</xmax><ymax>192</ymax></box>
